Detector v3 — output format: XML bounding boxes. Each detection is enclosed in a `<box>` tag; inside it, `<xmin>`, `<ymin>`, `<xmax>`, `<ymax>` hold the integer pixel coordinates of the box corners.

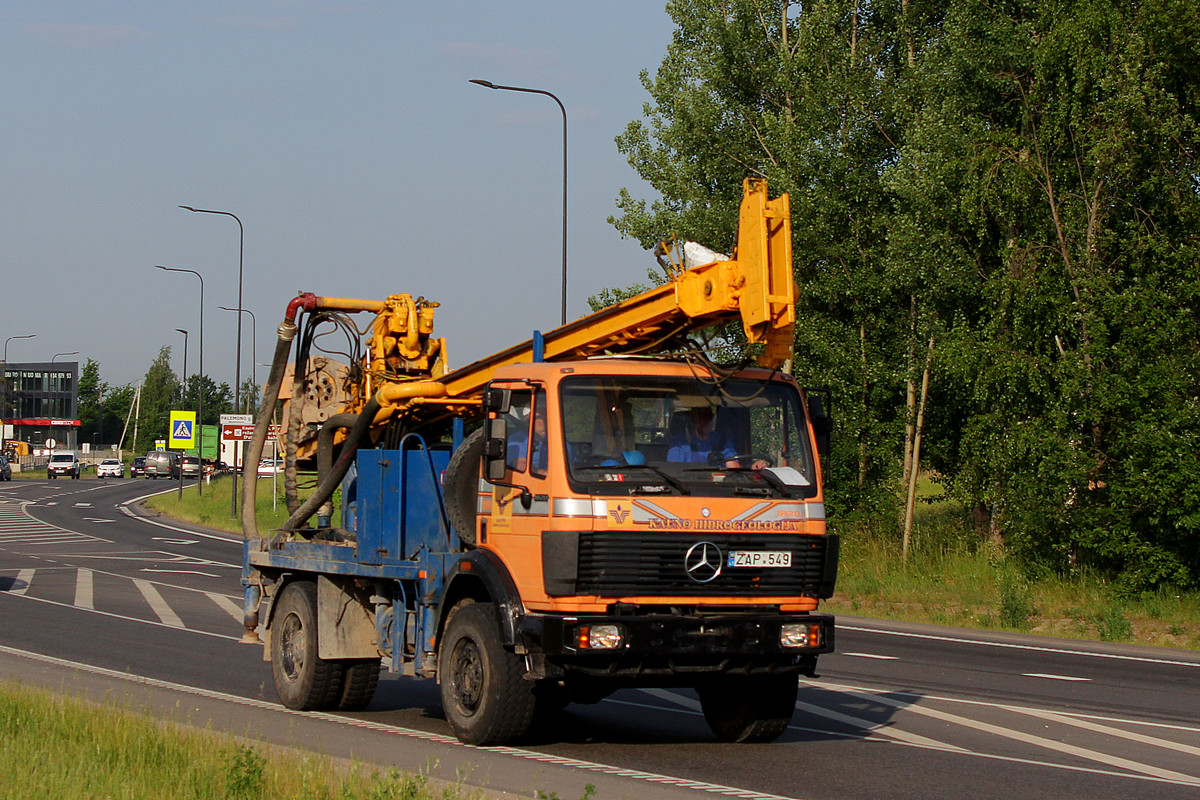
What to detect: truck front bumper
<box><xmin>520</xmin><ymin>610</ymin><xmax>835</xmax><ymax>679</ymax></box>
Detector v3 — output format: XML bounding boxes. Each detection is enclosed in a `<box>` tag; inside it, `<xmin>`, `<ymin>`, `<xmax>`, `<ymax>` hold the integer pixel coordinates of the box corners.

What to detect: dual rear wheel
<box><xmin>270</xmin><ymin>581</ymin><xmax>380</xmax><ymax>712</ymax></box>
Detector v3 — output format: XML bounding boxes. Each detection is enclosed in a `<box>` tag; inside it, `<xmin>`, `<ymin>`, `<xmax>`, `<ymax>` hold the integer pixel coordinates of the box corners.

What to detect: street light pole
<box><xmin>175</xmin><ymin>329</ymin><xmax>189</xmax><ymax>404</ymax></box>
<box><xmin>218</xmin><ymin>306</ymin><xmax>256</xmax><ymax>411</ymax></box>
<box><xmin>180</xmin><ymin>206</ymin><xmax>243</xmax><ymax>518</ymax></box>
<box><xmin>156</xmin><ymin>265</ymin><xmax>206</xmax><ymax>495</ymax></box>
<box><xmin>2</xmin><ymin>334</ymin><xmax>36</xmax><ymax>450</ymax></box>
<box><xmin>469</xmin><ymin>79</ymin><xmax>568</xmax><ymax>325</ymax></box>
<box><xmin>52</xmin><ymin>352</ymin><xmax>79</xmax><ymax>362</ymax></box>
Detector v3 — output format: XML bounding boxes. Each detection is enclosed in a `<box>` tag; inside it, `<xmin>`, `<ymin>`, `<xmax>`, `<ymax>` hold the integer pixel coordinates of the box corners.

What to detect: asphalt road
<box><xmin>2</xmin><ymin>477</ymin><xmax>1199</xmax><ymax>800</ymax></box>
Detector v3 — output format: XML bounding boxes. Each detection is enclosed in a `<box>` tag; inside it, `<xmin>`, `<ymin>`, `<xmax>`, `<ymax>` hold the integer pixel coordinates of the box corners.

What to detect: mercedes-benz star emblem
<box><xmin>684</xmin><ymin>541</ymin><xmax>723</xmax><ymax>583</ymax></box>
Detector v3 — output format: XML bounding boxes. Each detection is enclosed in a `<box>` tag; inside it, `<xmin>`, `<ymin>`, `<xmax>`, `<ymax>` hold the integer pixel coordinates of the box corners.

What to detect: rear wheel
<box><xmin>697</xmin><ymin>673</ymin><xmax>798</xmax><ymax>743</ymax></box>
<box><xmin>338</xmin><ymin>658</ymin><xmax>382</xmax><ymax>711</ymax></box>
<box><xmin>270</xmin><ymin>581</ymin><xmax>344</xmax><ymax>710</ymax></box>
<box><xmin>439</xmin><ymin>602</ymin><xmax>535</xmax><ymax>745</ymax></box>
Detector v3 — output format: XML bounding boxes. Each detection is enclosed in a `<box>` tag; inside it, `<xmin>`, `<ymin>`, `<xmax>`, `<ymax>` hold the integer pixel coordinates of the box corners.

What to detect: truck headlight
<box><xmin>779</xmin><ymin>622</ymin><xmax>821</xmax><ymax>649</ymax></box>
<box><xmin>576</xmin><ymin>624</ymin><xmax>624</xmax><ymax>650</ymax></box>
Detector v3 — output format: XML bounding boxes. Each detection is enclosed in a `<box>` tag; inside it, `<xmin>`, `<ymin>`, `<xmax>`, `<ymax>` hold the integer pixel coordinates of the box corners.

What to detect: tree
<box><xmin>136</xmin><ymin>346</ymin><xmax>180</xmax><ymax>452</ymax></box>
<box><xmin>183</xmin><ymin>374</ymin><xmax>233</xmax><ymax>425</ymax></box>
<box><xmin>612</xmin><ymin>0</ymin><xmax>926</xmax><ymax>517</ymax></box>
<box><xmin>908</xmin><ymin>0</ymin><xmax>1200</xmax><ymax>587</ymax></box>
<box><xmin>613</xmin><ymin>0</ymin><xmax>1200</xmax><ymax>588</ymax></box>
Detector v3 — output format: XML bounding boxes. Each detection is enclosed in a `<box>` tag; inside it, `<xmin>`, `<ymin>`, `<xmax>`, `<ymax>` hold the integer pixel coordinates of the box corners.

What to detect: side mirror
<box><xmin>484</xmin><ymin>416</ymin><xmax>508</xmax><ymax>482</ymax></box>
<box><xmin>482</xmin><ymin>387</ymin><xmax>512</xmax><ymax>415</ymax></box>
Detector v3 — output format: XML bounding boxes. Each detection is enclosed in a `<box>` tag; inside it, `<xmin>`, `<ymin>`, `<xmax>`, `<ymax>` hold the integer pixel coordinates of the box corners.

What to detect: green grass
<box><xmin>0</xmin><ymin>680</ymin><xmax>475</xmax><ymax>800</ymax></box>
<box><xmin>144</xmin><ymin>472</ymin><xmax>322</xmax><ymax>534</ymax></box>
<box><xmin>824</xmin><ymin>481</ymin><xmax>1200</xmax><ymax>650</ymax></box>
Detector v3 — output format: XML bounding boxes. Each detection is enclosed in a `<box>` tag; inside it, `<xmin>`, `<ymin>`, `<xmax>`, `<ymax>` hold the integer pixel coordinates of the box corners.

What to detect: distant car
<box><xmin>257</xmin><ymin>458</ymin><xmax>284</xmax><ymax>476</ymax></box>
<box><xmin>170</xmin><ymin>455</ymin><xmax>202</xmax><ymax>479</ymax></box>
<box><xmin>96</xmin><ymin>458</ymin><xmax>124</xmax><ymax>478</ymax></box>
<box><xmin>0</xmin><ymin>455</ymin><xmax>11</xmax><ymax>481</ymax></box>
<box><xmin>47</xmin><ymin>451</ymin><xmax>81</xmax><ymax>479</ymax></box>
<box><xmin>130</xmin><ymin>456</ymin><xmax>146</xmax><ymax>477</ymax></box>
<box><xmin>143</xmin><ymin>451</ymin><xmax>176</xmax><ymax>479</ymax></box>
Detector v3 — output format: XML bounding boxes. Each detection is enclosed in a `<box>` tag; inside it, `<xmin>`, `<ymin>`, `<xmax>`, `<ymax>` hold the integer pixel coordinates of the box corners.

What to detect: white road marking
<box><xmin>133</xmin><ymin>579</ymin><xmax>184</xmax><ymax>628</ymax></box>
<box><xmin>83</xmin><ymin>517</ymin><xmax>116</xmax><ymax>523</ymax></box>
<box><xmin>207</xmin><ymin>592</ymin><xmax>244</xmax><ymax>621</ymax></box>
<box><xmin>12</xmin><ymin>569</ymin><xmax>34</xmax><ymax>595</ymax></box>
<box><xmin>842</xmin><ymin>652</ymin><xmax>899</xmax><ymax>660</ymax></box>
<box><xmin>1024</xmin><ymin>672</ymin><xmax>1090</xmax><ymax>681</ymax></box>
<box><xmin>1001</xmin><ymin>704</ymin><xmax>1200</xmax><ymax>760</ymax></box>
<box><xmin>841</xmin><ymin>622</ymin><xmax>1200</xmax><ymax>669</ymax></box>
<box><xmin>848</xmin><ymin>686</ymin><xmax>1200</xmax><ymax>784</ymax></box>
<box><xmin>75</xmin><ymin>568</ymin><xmax>94</xmax><ymax>609</ymax></box>
<box><xmin>118</xmin><ymin>505</ymin><xmax>240</xmax><ymax>544</ymax></box>
<box><xmin>74</xmin><ymin>503</ymin><xmax>92</xmax><ymax>508</ymax></box>
<box><xmin>643</xmin><ymin>687</ymin><xmax>966</xmax><ymax>752</ymax></box>
<box><xmin>151</xmin><ymin>537</ymin><xmax>199</xmax><ymax>545</ymax></box>
<box><xmin>142</xmin><ymin>569</ymin><xmax>220</xmax><ymax>578</ymax></box>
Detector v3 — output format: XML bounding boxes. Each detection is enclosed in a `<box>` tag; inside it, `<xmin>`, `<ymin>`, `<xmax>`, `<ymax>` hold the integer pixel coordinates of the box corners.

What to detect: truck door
<box><xmin>486</xmin><ymin>385</ymin><xmax>552</xmax><ymax>597</ymax></box>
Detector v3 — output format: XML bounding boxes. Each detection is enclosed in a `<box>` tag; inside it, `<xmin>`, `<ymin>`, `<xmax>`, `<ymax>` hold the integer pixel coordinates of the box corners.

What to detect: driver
<box><xmin>667</xmin><ymin>406</ymin><xmax>739</xmax><ymax>467</ymax></box>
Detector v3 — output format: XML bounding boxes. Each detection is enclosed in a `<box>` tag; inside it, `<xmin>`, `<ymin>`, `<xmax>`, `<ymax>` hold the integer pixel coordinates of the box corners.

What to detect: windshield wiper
<box><xmin>628</xmin><ymin>463</ymin><xmax>691</xmax><ymax>495</ymax></box>
<box><xmin>571</xmin><ymin>463</ymin><xmax>691</xmax><ymax>494</ymax></box>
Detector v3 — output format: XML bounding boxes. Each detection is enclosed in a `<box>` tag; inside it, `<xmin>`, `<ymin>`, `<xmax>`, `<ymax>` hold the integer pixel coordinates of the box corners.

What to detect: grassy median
<box><xmin>0</xmin><ymin>680</ymin><xmax>475</xmax><ymax>800</ymax></box>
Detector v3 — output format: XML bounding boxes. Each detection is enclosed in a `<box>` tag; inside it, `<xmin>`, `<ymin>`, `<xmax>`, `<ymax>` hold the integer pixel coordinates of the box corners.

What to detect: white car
<box><xmin>96</xmin><ymin>458</ymin><xmax>124</xmax><ymax>478</ymax></box>
<box><xmin>257</xmin><ymin>458</ymin><xmax>284</xmax><ymax>476</ymax></box>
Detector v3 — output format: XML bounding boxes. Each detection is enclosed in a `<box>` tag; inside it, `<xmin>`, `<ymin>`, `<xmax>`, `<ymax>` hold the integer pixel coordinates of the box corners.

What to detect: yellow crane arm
<box><xmin>438</xmin><ymin>178</ymin><xmax>794</xmax><ymax>401</ymax></box>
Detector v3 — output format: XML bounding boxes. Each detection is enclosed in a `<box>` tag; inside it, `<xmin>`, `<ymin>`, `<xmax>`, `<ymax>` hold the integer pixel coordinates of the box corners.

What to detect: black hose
<box><xmin>317</xmin><ymin>412</ymin><xmax>360</xmax><ymax>481</ymax></box>
<box><xmin>281</xmin><ymin>398</ymin><xmax>382</xmax><ymax>531</ymax></box>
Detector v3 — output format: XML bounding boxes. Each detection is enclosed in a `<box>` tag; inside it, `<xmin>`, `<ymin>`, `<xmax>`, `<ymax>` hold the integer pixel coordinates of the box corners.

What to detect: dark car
<box><xmin>0</xmin><ymin>455</ymin><xmax>11</xmax><ymax>481</ymax></box>
<box><xmin>130</xmin><ymin>456</ymin><xmax>146</xmax><ymax>477</ymax></box>
<box><xmin>170</xmin><ymin>455</ymin><xmax>202</xmax><ymax>479</ymax></box>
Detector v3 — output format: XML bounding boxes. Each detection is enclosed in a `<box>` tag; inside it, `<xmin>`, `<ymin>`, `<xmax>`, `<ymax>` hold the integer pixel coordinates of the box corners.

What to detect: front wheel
<box><xmin>270</xmin><ymin>581</ymin><xmax>344</xmax><ymax>710</ymax></box>
<box><xmin>697</xmin><ymin>673</ymin><xmax>798</xmax><ymax>743</ymax></box>
<box><xmin>438</xmin><ymin>602</ymin><xmax>535</xmax><ymax>745</ymax></box>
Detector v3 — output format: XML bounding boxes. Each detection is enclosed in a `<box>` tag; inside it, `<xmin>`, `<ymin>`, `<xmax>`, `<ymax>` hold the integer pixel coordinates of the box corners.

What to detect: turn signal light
<box><xmin>576</xmin><ymin>624</ymin><xmax>624</xmax><ymax>650</ymax></box>
<box><xmin>780</xmin><ymin>622</ymin><xmax>822</xmax><ymax>649</ymax></box>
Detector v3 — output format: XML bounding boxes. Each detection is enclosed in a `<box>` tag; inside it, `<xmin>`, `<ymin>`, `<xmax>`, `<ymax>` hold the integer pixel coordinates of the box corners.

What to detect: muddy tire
<box><xmin>697</xmin><ymin>673</ymin><xmax>798</xmax><ymax>743</ymax></box>
<box><xmin>444</xmin><ymin>428</ymin><xmax>486</xmax><ymax>547</ymax></box>
<box><xmin>270</xmin><ymin>581</ymin><xmax>344</xmax><ymax>710</ymax></box>
<box><xmin>439</xmin><ymin>602</ymin><xmax>535</xmax><ymax>745</ymax></box>
<box><xmin>338</xmin><ymin>658</ymin><xmax>382</xmax><ymax>711</ymax></box>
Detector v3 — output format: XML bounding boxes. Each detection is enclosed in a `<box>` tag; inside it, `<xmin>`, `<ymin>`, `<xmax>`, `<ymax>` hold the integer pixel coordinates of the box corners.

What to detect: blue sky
<box><xmin>1</xmin><ymin>2</ymin><xmax>675</xmax><ymax>389</ymax></box>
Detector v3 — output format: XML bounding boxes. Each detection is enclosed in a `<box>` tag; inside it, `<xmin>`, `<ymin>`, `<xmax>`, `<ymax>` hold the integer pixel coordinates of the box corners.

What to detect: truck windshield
<box><xmin>559</xmin><ymin>374</ymin><xmax>818</xmax><ymax>498</ymax></box>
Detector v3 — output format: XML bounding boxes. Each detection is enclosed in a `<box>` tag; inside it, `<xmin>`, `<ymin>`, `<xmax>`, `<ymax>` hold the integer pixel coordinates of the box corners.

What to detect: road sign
<box><xmin>169</xmin><ymin>411</ymin><xmax>198</xmax><ymax>449</ymax></box>
<box><xmin>220</xmin><ymin>414</ymin><xmax>253</xmax><ymax>426</ymax></box>
<box><xmin>44</xmin><ymin>438</ymin><xmax>56</xmax><ymax>450</ymax></box>
<box><xmin>222</xmin><ymin>424</ymin><xmax>280</xmax><ymax>442</ymax></box>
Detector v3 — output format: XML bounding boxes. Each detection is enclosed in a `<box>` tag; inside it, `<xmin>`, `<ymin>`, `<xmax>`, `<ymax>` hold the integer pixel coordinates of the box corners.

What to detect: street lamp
<box><xmin>217</xmin><ymin>306</ymin><xmax>256</xmax><ymax>412</ymax></box>
<box><xmin>53</xmin><ymin>351</ymin><xmax>79</xmax><ymax>362</ymax></box>
<box><xmin>180</xmin><ymin>205</ymin><xmax>243</xmax><ymax>517</ymax></box>
<box><xmin>156</xmin><ymin>265</ymin><xmax>205</xmax><ymax>495</ymax></box>
<box><xmin>175</xmin><ymin>329</ymin><xmax>189</xmax><ymax>403</ymax></box>
<box><xmin>469</xmin><ymin>79</ymin><xmax>568</xmax><ymax>325</ymax></box>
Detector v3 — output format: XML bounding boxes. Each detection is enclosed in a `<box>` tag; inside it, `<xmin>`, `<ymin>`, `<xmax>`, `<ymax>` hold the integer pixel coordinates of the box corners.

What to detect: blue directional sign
<box><xmin>169</xmin><ymin>411</ymin><xmax>197</xmax><ymax>450</ymax></box>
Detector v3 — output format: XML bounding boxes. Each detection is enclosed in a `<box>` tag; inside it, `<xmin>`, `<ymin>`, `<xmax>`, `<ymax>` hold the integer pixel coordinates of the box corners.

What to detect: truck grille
<box><xmin>574</xmin><ymin>532</ymin><xmax>834</xmax><ymax>597</ymax></box>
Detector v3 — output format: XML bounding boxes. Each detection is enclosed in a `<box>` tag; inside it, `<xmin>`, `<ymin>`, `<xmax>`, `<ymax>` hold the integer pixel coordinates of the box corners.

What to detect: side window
<box><xmin>504</xmin><ymin>390</ymin><xmax>533</xmax><ymax>473</ymax></box>
<box><xmin>529</xmin><ymin>391</ymin><xmax>548</xmax><ymax>477</ymax></box>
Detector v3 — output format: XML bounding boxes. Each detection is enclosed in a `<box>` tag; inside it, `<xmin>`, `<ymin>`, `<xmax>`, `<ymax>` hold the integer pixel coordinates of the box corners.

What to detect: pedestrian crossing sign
<box><xmin>168</xmin><ymin>411</ymin><xmax>197</xmax><ymax>449</ymax></box>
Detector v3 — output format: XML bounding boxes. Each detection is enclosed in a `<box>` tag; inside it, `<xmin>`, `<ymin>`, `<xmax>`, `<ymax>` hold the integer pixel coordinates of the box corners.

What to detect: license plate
<box><xmin>728</xmin><ymin>551</ymin><xmax>791</xmax><ymax>568</ymax></box>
